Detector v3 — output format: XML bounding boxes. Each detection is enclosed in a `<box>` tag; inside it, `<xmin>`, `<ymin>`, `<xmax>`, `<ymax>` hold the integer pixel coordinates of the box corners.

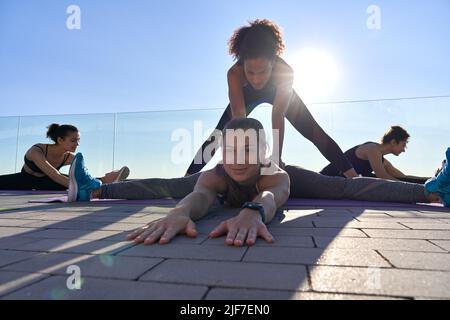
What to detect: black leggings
<box><xmin>100</xmin><ymin>165</ymin><xmax>428</xmax><ymax>204</ymax></box>
<box><xmin>398</xmin><ymin>177</ymin><xmax>429</xmax><ymax>184</ymax></box>
<box><xmin>186</xmin><ymin>86</ymin><xmax>353</xmax><ymax>175</ymax></box>
<box><xmin>0</xmin><ymin>169</ymin><xmax>67</xmax><ymax>191</ymax></box>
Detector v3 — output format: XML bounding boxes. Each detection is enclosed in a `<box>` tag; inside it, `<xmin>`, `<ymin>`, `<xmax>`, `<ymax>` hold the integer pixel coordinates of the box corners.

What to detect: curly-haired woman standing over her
<box><xmin>0</xmin><ymin>123</ymin><xmax>129</xmax><ymax>190</ymax></box>
<box><xmin>185</xmin><ymin>19</ymin><xmax>358</xmax><ymax>178</ymax></box>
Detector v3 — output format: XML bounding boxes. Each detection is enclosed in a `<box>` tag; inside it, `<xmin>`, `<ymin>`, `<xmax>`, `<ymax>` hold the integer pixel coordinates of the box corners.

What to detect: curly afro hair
<box><xmin>228</xmin><ymin>19</ymin><xmax>285</xmax><ymax>61</ymax></box>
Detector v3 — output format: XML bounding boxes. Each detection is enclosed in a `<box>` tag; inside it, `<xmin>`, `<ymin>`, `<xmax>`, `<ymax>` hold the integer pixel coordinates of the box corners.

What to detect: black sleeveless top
<box><xmin>23</xmin><ymin>144</ymin><xmax>69</xmax><ymax>174</ymax></box>
<box><xmin>320</xmin><ymin>142</ymin><xmax>385</xmax><ymax>177</ymax></box>
<box><xmin>215</xmin><ymin>164</ymin><xmax>261</xmax><ymax>208</ymax></box>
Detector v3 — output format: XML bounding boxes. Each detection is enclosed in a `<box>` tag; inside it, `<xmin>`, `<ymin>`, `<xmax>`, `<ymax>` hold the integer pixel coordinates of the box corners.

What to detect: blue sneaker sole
<box><xmin>425</xmin><ymin>147</ymin><xmax>450</xmax><ymax>195</ymax></box>
<box><xmin>438</xmin><ymin>191</ymin><xmax>450</xmax><ymax>207</ymax></box>
<box><xmin>68</xmin><ymin>156</ymin><xmax>79</xmax><ymax>202</ymax></box>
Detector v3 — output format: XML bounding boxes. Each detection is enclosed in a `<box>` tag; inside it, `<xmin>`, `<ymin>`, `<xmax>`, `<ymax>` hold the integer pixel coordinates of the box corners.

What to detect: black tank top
<box><xmin>320</xmin><ymin>142</ymin><xmax>384</xmax><ymax>177</ymax></box>
<box><xmin>23</xmin><ymin>144</ymin><xmax>69</xmax><ymax>174</ymax></box>
<box><xmin>215</xmin><ymin>164</ymin><xmax>260</xmax><ymax>208</ymax></box>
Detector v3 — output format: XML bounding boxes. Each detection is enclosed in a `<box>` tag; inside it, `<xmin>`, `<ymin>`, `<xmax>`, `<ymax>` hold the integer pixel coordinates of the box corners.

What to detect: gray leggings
<box><xmin>100</xmin><ymin>165</ymin><xmax>428</xmax><ymax>204</ymax></box>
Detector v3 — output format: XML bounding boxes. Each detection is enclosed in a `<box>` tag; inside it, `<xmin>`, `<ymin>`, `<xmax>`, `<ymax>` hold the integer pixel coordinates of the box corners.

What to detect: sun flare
<box><xmin>288</xmin><ymin>48</ymin><xmax>340</xmax><ymax>102</ymax></box>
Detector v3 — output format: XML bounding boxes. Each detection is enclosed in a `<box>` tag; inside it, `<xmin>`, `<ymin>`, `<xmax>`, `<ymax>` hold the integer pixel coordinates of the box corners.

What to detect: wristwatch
<box><xmin>242</xmin><ymin>202</ymin><xmax>265</xmax><ymax>223</ymax></box>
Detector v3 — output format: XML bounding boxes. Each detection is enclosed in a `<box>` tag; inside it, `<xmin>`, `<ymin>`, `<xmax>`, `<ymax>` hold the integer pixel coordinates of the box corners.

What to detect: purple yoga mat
<box><xmin>28</xmin><ymin>196</ymin><xmax>178</xmax><ymax>205</ymax></box>
<box><xmin>23</xmin><ymin>193</ymin><xmax>449</xmax><ymax>211</ymax></box>
<box><xmin>28</xmin><ymin>196</ymin><xmax>68</xmax><ymax>203</ymax></box>
<box><xmin>284</xmin><ymin>198</ymin><xmax>449</xmax><ymax>211</ymax></box>
<box><xmin>2</xmin><ymin>188</ymin><xmax>445</xmax><ymax>211</ymax></box>
<box><xmin>0</xmin><ymin>190</ymin><xmax>66</xmax><ymax>196</ymax></box>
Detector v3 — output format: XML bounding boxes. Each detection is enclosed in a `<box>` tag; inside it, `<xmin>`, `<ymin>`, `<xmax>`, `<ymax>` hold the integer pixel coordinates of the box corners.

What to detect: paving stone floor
<box><xmin>1</xmin><ymin>191</ymin><xmax>450</xmax><ymax>300</ymax></box>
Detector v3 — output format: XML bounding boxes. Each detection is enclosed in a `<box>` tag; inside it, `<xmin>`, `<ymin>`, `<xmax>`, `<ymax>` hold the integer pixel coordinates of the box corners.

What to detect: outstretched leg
<box><xmin>285</xmin><ymin>91</ymin><xmax>354</xmax><ymax>175</ymax></box>
<box><xmin>285</xmin><ymin>165</ymin><xmax>432</xmax><ymax>204</ymax></box>
<box><xmin>185</xmin><ymin>106</ymin><xmax>232</xmax><ymax>175</ymax></box>
<box><xmin>97</xmin><ymin>173</ymin><xmax>200</xmax><ymax>200</ymax></box>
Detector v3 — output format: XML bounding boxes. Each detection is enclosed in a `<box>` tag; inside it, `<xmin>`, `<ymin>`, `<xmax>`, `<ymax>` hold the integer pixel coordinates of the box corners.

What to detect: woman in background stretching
<box><xmin>0</xmin><ymin>123</ymin><xmax>129</xmax><ymax>190</ymax></box>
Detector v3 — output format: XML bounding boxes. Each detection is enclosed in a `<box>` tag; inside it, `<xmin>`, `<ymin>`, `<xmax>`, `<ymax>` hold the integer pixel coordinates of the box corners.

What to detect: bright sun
<box><xmin>287</xmin><ymin>48</ymin><xmax>340</xmax><ymax>102</ymax></box>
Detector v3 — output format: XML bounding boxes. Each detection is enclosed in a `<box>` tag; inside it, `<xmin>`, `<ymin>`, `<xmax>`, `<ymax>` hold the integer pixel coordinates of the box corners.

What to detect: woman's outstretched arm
<box><xmin>25</xmin><ymin>146</ymin><xmax>69</xmax><ymax>187</ymax></box>
<box><xmin>127</xmin><ymin>170</ymin><xmax>222</xmax><ymax>245</ymax></box>
<box><xmin>209</xmin><ymin>169</ymin><xmax>290</xmax><ymax>246</ymax></box>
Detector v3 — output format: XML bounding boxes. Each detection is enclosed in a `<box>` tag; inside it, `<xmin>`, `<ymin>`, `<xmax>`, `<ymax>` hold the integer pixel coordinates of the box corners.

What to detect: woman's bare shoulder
<box><xmin>275</xmin><ymin>57</ymin><xmax>293</xmax><ymax>72</ymax></box>
<box><xmin>25</xmin><ymin>144</ymin><xmax>45</xmax><ymax>159</ymax></box>
<box><xmin>258</xmin><ymin>166</ymin><xmax>289</xmax><ymax>189</ymax></box>
<box><xmin>197</xmin><ymin>167</ymin><xmax>227</xmax><ymax>192</ymax></box>
<box><xmin>357</xmin><ymin>142</ymin><xmax>381</xmax><ymax>159</ymax></box>
<box><xmin>64</xmin><ymin>152</ymin><xmax>76</xmax><ymax>165</ymax></box>
<box><xmin>273</xmin><ymin>57</ymin><xmax>293</xmax><ymax>84</ymax></box>
<box><xmin>228</xmin><ymin>61</ymin><xmax>245</xmax><ymax>79</ymax></box>
<box><xmin>358</xmin><ymin>142</ymin><xmax>380</xmax><ymax>152</ymax></box>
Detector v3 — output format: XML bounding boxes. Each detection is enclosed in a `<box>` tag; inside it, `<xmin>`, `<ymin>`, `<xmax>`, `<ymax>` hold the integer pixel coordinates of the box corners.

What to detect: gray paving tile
<box><xmin>0</xmin><ymin>271</ymin><xmax>49</xmax><ymax>297</ymax></box>
<box><xmin>310</xmin><ymin>266</ymin><xmax>450</xmax><ymax>298</ymax></box>
<box><xmin>314</xmin><ymin>236</ymin><xmax>445</xmax><ymax>252</ymax></box>
<box><xmin>0</xmin><ymin>250</ymin><xmax>39</xmax><ymax>268</ymax></box>
<box><xmin>269</xmin><ymin>227</ymin><xmax>367</xmax><ymax>238</ymax></box>
<box><xmin>140</xmin><ymin>259</ymin><xmax>310</xmax><ymax>291</ymax></box>
<box><xmin>168</xmin><ymin>234</ymin><xmax>209</xmax><ymax>245</ymax></box>
<box><xmin>19</xmin><ymin>221</ymin><xmax>64</xmax><ymax>229</ymax></box>
<box><xmin>75</xmin><ymin>215</ymin><xmax>165</xmax><ymax>224</ymax></box>
<box><xmin>0</xmin><ymin>227</ymin><xmax>41</xmax><ymax>238</ymax></box>
<box><xmin>417</xmin><ymin>210</ymin><xmax>450</xmax><ymax>215</ymax></box>
<box><xmin>0</xmin><ymin>219</ymin><xmax>42</xmax><ymax>227</ymax></box>
<box><xmin>313</xmin><ymin>220</ymin><xmax>407</xmax><ymax>229</ymax></box>
<box><xmin>1</xmin><ymin>252</ymin><xmax>88</xmax><ymax>274</ymax></box>
<box><xmin>2</xmin><ymin>275</ymin><xmax>207</xmax><ymax>299</ymax></box>
<box><xmin>119</xmin><ymin>243</ymin><xmax>246</xmax><ymax>261</ymax></box>
<box><xmin>2</xmin><ymin>252</ymin><xmax>162</xmax><ymax>280</ymax></box>
<box><xmin>364</xmin><ymin>229</ymin><xmax>450</xmax><ymax>240</ymax></box>
<box><xmin>3</xmin><ymin>193</ymin><xmax>450</xmax><ymax>300</ymax></box>
<box><xmin>104</xmin><ymin>232</ymin><xmax>208</xmax><ymax>245</ymax></box>
<box><xmin>349</xmin><ymin>213</ymin><xmax>393</xmax><ymax>219</ymax></box>
<box><xmin>203</xmin><ymin>235</ymin><xmax>314</xmax><ymax>248</ymax></box>
<box><xmin>356</xmin><ymin>217</ymin><xmax>446</xmax><ymax>223</ymax></box>
<box><xmin>379</xmin><ymin>250</ymin><xmax>450</xmax><ymax>271</ymax></box>
<box><xmin>194</xmin><ymin>221</ymin><xmax>226</xmax><ymax>234</ymax></box>
<box><xmin>243</xmin><ymin>247</ymin><xmax>390</xmax><ymax>267</ymax></box>
<box><xmin>21</xmin><ymin>228</ymin><xmax>119</xmax><ymax>240</ymax></box>
<box><xmin>17</xmin><ymin>238</ymin><xmax>135</xmax><ymax>255</ymax></box>
<box><xmin>0</xmin><ymin>237</ymin><xmax>39</xmax><ymax>250</ymax></box>
<box><xmin>205</xmin><ymin>288</ymin><xmax>404</xmax><ymax>300</ymax></box>
<box><xmin>400</xmin><ymin>223</ymin><xmax>450</xmax><ymax>230</ymax></box>
<box><xmin>0</xmin><ymin>212</ymin><xmax>45</xmax><ymax>219</ymax></box>
<box><xmin>386</xmin><ymin>211</ymin><xmax>450</xmax><ymax>218</ymax></box>
<box><xmin>282</xmin><ymin>209</ymin><xmax>323</xmax><ymax>216</ymax></box>
<box><xmin>19</xmin><ymin>220</ymin><xmax>139</xmax><ymax>231</ymax></box>
<box><xmin>430</xmin><ymin>240</ymin><xmax>450</xmax><ymax>252</ymax></box>
<box><xmin>272</xmin><ymin>218</ymin><xmax>315</xmax><ymax>228</ymax></box>
<box><xmin>347</xmin><ymin>209</ymin><xmax>388</xmax><ymax>215</ymax></box>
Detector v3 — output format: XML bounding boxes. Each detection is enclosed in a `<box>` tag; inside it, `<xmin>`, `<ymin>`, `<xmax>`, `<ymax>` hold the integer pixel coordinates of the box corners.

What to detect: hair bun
<box><xmin>46</xmin><ymin>123</ymin><xmax>60</xmax><ymax>140</ymax></box>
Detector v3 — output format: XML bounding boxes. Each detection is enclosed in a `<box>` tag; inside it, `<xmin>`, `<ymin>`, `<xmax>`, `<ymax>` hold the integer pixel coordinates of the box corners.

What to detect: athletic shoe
<box><xmin>67</xmin><ymin>153</ymin><xmax>102</xmax><ymax>202</ymax></box>
<box><xmin>113</xmin><ymin>166</ymin><xmax>130</xmax><ymax>182</ymax></box>
<box><xmin>425</xmin><ymin>148</ymin><xmax>450</xmax><ymax>207</ymax></box>
<box><xmin>441</xmin><ymin>193</ymin><xmax>450</xmax><ymax>207</ymax></box>
<box><xmin>425</xmin><ymin>148</ymin><xmax>450</xmax><ymax>194</ymax></box>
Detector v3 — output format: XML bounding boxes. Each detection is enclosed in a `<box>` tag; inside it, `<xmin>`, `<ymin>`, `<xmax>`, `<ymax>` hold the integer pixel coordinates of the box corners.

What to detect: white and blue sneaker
<box><xmin>68</xmin><ymin>153</ymin><xmax>102</xmax><ymax>202</ymax></box>
<box><xmin>425</xmin><ymin>148</ymin><xmax>450</xmax><ymax>207</ymax></box>
<box><xmin>440</xmin><ymin>193</ymin><xmax>450</xmax><ymax>208</ymax></box>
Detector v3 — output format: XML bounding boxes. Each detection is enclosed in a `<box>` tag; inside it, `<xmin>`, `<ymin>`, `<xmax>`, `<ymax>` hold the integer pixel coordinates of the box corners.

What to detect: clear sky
<box><xmin>0</xmin><ymin>0</ymin><xmax>449</xmax><ymax>178</ymax></box>
<box><xmin>1</xmin><ymin>0</ymin><xmax>449</xmax><ymax>116</ymax></box>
